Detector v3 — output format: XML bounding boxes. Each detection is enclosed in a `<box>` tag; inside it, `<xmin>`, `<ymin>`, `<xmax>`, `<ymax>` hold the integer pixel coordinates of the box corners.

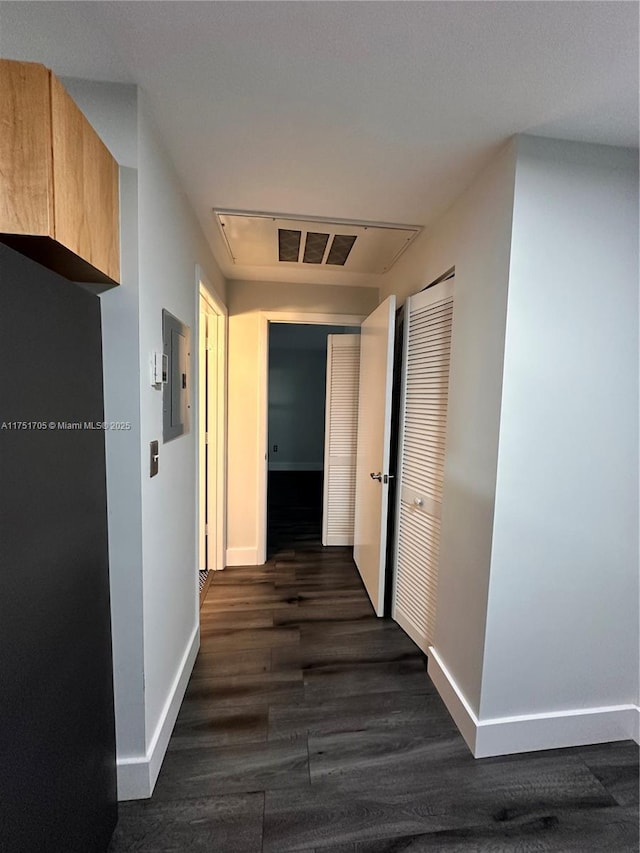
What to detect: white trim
<box><xmin>427</xmin><ymin>645</ymin><xmax>479</xmax><ymax>753</ymax></box>
<box><xmin>257</xmin><ymin>316</ymin><xmax>268</xmax><ymax>565</ymax></box>
<box><xmin>226</xmin><ymin>547</ymin><xmax>260</xmax><ymax>567</ymax></box>
<box><xmin>475</xmin><ymin>703</ymin><xmax>640</xmax><ymax>758</ymax></box>
<box><xmin>196</xmin><ymin>265</ymin><xmax>228</xmax><ymax>318</ymax></box>
<box><xmin>263</xmin><ymin>311</ymin><xmax>366</xmax><ymax>326</ymax></box>
<box><xmin>269</xmin><ymin>462</ymin><xmax>323</xmax><ymax>472</ymax></box>
<box><xmin>116</xmin><ymin>755</ymin><xmax>151</xmax><ymax>803</ymax></box>
<box><xmin>147</xmin><ymin>626</ymin><xmax>199</xmax><ymax>789</ymax></box>
<box><xmin>198</xmin><ymin>297</ymin><xmax>208</xmax><ymax>576</ymax></box>
<box><xmin>257</xmin><ymin>311</ymin><xmax>367</xmax><ymax>564</ymax></box>
<box><xmin>391</xmin><ymin>295</ymin><xmax>410</xmax><ymax>626</ymax></box>
<box><xmin>196</xmin><ymin>268</ymin><xmax>228</xmax><ymax>576</ymax></box>
<box><xmin>116</xmin><ymin>625</ymin><xmax>200</xmax><ymax>800</ymax></box>
<box><xmin>321</xmin><ymin>335</ymin><xmax>332</xmax><ymax>546</ymax></box>
<box><xmin>216</xmin><ymin>308</ymin><xmax>228</xmax><ymax>573</ymax></box>
<box><xmin>324</xmin><ymin>534</ymin><xmax>354</xmax><ymax>546</ymax></box>
<box><xmin>428</xmin><ymin>645</ymin><xmax>640</xmax><ymax>759</ymax></box>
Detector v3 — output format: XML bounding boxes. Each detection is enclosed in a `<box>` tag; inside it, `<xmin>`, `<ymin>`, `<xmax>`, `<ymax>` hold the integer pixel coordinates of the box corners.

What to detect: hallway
<box><xmin>109</xmin><ymin>538</ymin><xmax>639</xmax><ymax>852</ymax></box>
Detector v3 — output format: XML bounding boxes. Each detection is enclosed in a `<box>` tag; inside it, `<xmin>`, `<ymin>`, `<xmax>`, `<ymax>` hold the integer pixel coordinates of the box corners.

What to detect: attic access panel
<box><xmin>215</xmin><ymin>211</ymin><xmax>422</xmax><ymax>274</ymax></box>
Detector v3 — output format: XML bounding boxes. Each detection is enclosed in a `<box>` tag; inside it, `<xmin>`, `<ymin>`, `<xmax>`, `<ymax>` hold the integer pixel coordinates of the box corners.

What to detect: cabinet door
<box><xmin>50</xmin><ymin>74</ymin><xmax>120</xmax><ymax>283</ymax></box>
<box><xmin>0</xmin><ymin>60</ymin><xmax>53</xmax><ymax>237</ymax></box>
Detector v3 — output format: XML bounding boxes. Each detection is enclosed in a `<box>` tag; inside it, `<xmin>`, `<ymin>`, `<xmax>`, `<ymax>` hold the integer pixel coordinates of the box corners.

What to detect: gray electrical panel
<box><xmin>162</xmin><ymin>309</ymin><xmax>190</xmax><ymax>442</ymax></box>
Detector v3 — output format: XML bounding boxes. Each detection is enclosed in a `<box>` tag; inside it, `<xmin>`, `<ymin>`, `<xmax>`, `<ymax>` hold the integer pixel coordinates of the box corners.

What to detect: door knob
<box><xmin>370</xmin><ymin>472</ymin><xmax>383</xmax><ymax>481</ymax></box>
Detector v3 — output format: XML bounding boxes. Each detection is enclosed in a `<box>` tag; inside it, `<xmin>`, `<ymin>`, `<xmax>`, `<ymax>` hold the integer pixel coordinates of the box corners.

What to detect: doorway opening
<box><xmin>257</xmin><ymin>311</ymin><xmax>364</xmax><ymax>564</ymax></box>
<box><xmin>266</xmin><ymin>322</ymin><xmax>360</xmax><ymax>558</ymax></box>
<box><xmin>197</xmin><ymin>273</ymin><xmax>227</xmax><ymax>601</ymax></box>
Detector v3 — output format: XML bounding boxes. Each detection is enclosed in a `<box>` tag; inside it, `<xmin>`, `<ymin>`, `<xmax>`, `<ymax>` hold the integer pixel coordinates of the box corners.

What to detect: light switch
<box><xmin>150</xmin><ymin>440</ymin><xmax>159</xmax><ymax>477</ymax></box>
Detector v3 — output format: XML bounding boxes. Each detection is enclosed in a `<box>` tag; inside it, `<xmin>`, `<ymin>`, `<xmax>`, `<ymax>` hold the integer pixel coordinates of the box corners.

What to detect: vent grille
<box><xmin>326</xmin><ymin>234</ymin><xmax>357</xmax><ymax>266</ymax></box>
<box><xmin>280</xmin><ymin>229</ymin><xmax>357</xmax><ymax>266</ymax></box>
<box><xmin>215</xmin><ymin>210</ymin><xmax>423</xmax><ymax>273</ymax></box>
<box><xmin>278</xmin><ymin>229</ymin><xmax>301</xmax><ymax>262</ymax></box>
<box><xmin>303</xmin><ymin>232</ymin><xmax>330</xmax><ymax>264</ymax></box>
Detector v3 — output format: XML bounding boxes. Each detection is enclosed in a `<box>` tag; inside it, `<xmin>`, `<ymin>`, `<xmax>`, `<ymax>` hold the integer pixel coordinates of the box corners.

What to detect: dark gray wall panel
<box><xmin>0</xmin><ymin>245</ymin><xmax>117</xmax><ymax>853</ymax></box>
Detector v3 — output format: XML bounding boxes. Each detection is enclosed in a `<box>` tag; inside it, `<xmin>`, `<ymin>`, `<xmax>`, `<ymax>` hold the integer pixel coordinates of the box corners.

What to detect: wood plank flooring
<box><xmin>109</xmin><ymin>532</ymin><xmax>639</xmax><ymax>852</ymax></box>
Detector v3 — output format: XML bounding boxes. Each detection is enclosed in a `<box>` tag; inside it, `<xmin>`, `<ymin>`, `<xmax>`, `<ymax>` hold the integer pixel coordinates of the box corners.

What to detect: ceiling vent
<box><xmin>302</xmin><ymin>232</ymin><xmax>330</xmax><ymax>264</ymax></box>
<box><xmin>215</xmin><ymin>210</ymin><xmax>422</xmax><ymax>274</ymax></box>
<box><xmin>278</xmin><ymin>229</ymin><xmax>301</xmax><ymax>262</ymax></box>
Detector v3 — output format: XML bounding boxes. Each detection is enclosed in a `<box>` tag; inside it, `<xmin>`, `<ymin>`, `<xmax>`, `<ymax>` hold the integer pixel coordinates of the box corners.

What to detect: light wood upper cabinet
<box><xmin>0</xmin><ymin>59</ymin><xmax>120</xmax><ymax>287</ymax></box>
<box><xmin>0</xmin><ymin>61</ymin><xmax>54</xmax><ymax>238</ymax></box>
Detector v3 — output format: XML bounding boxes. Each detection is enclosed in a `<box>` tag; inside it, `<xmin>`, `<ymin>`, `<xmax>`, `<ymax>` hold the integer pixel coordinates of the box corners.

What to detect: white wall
<box><xmin>136</xmin><ymin>95</ymin><xmax>226</xmax><ymax>777</ymax></box>
<box><xmin>52</xmin><ymin>79</ymin><xmax>228</xmax><ymax>797</ymax></box>
<box><xmin>227</xmin><ymin>281</ymin><xmax>378</xmax><ymax>565</ymax></box>
<box><xmin>60</xmin><ymin>79</ymin><xmax>147</xmax><ymax>774</ymax></box>
<box><xmin>481</xmin><ymin>137</ymin><xmax>639</xmax><ymax>720</ymax></box>
<box><xmin>381</xmin><ymin>141</ymin><xmax>518</xmax><ymax>714</ymax></box>
<box><xmin>386</xmin><ymin>136</ymin><xmax>639</xmax><ymax>756</ymax></box>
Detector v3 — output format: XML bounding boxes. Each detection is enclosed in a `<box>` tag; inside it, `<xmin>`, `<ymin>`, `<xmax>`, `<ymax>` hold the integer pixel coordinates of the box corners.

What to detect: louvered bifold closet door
<box><xmin>322</xmin><ymin>335</ymin><xmax>361</xmax><ymax>546</ymax></box>
<box><xmin>392</xmin><ymin>278</ymin><xmax>455</xmax><ymax>653</ymax></box>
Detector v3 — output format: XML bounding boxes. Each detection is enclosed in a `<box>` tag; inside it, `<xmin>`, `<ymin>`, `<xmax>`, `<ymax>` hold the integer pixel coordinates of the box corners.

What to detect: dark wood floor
<box><xmin>267</xmin><ymin>469</ymin><xmax>324</xmax><ymax>558</ymax></box>
<box><xmin>109</xmin><ymin>519</ymin><xmax>639</xmax><ymax>852</ymax></box>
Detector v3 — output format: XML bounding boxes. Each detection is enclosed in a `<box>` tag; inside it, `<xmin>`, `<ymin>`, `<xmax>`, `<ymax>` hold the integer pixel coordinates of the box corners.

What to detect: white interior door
<box><xmin>199</xmin><ymin>292</ymin><xmax>226</xmax><ymax>574</ymax></box>
<box><xmin>198</xmin><ymin>304</ymin><xmax>207</xmax><ymax>572</ymax></box>
<box><xmin>322</xmin><ymin>334</ymin><xmax>361</xmax><ymax>546</ymax></box>
<box><xmin>392</xmin><ymin>278</ymin><xmax>455</xmax><ymax>652</ymax></box>
<box><xmin>353</xmin><ymin>296</ymin><xmax>396</xmax><ymax>615</ymax></box>
<box><xmin>206</xmin><ymin>313</ymin><xmax>219</xmax><ymax>572</ymax></box>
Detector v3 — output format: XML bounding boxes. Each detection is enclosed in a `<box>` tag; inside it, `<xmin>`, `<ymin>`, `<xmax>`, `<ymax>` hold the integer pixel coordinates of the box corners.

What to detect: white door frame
<box><xmin>196</xmin><ymin>266</ymin><xmax>227</xmax><ymax>576</ymax></box>
<box><xmin>257</xmin><ymin>311</ymin><xmax>366</xmax><ymax>565</ymax></box>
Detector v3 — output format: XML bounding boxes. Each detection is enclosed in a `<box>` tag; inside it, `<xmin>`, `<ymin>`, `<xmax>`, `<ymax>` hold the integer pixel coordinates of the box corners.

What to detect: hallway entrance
<box><xmin>265</xmin><ymin>322</ymin><xmax>359</xmax><ymax>559</ymax></box>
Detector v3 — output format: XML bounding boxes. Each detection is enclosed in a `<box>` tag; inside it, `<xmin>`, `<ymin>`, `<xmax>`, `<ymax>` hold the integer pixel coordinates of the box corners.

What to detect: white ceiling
<box><xmin>1</xmin><ymin>1</ymin><xmax>637</xmax><ymax>287</ymax></box>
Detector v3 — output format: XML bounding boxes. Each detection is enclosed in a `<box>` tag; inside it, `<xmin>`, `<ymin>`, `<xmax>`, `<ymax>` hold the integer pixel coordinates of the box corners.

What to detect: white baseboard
<box><xmin>322</xmin><ymin>534</ymin><xmax>354</xmax><ymax>546</ymax></box>
<box><xmin>268</xmin><ymin>462</ymin><xmax>323</xmax><ymax>472</ymax></box>
<box><xmin>116</xmin><ymin>624</ymin><xmax>200</xmax><ymax>800</ymax></box>
<box><xmin>115</xmin><ymin>754</ymin><xmax>152</xmax><ymax>802</ymax></box>
<box><xmin>427</xmin><ymin>646</ymin><xmax>479</xmax><ymax>752</ymax></box>
<box><xmin>428</xmin><ymin>645</ymin><xmax>639</xmax><ymax>758</ymax></box>
<box><xmin>225</xmin><ymin>547</ymin><xmax>260</xmax><ymax>567</ymax></box>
